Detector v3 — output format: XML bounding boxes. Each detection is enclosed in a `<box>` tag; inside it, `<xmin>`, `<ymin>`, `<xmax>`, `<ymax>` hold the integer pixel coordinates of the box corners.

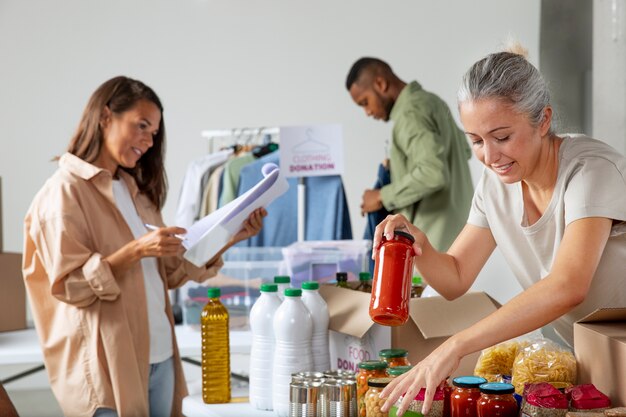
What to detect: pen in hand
<box><xmin>144</xmin><ymin>224</ymin><xmax>187</xmax><ymax>241</ymax></box>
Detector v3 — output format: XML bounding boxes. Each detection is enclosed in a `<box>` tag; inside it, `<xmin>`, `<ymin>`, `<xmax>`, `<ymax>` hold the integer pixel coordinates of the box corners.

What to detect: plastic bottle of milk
<box><xmin>272</xmin><ymin>288</ymin><xmax>313</xmax><ymax>417</ymax></box>
<box><xmin>249</xmin><ymin>283</ymin><xmax>282</xmax><ymax>410</ymax></box>
<box><xmin>300</xmin><ymin>281</ymin><xmax>330</xmax><ymax>372</ymax></box>
<box><xmin>273</xmin><ymin>275</ymin><xmax>291</xmax><ymax>300</ymax></box>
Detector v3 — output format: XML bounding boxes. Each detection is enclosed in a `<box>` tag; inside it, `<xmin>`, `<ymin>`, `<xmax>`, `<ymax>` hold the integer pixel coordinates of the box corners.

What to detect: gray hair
<box><xmin>458</xmin><ymin>51</ymin><xmax>553</xmax><ymax>133</ymax></box>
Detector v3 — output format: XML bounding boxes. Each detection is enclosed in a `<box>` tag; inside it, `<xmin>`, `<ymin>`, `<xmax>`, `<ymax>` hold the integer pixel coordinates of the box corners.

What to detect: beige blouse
<box><xmin>23</xmin><ymin>153</ymin><xmax>222</xmax><ymax>417</ymax></box>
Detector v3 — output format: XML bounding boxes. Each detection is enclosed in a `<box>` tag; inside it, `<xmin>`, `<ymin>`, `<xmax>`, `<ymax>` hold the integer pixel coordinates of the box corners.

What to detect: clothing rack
<box><xmin>202</xmin><ymin>127</ymin><xmax>280</xmax><ymax>154</ymax></box>
<box><xmin>200</xmin><ymin>126</ymin><xmax>306</xmax><ymax>242</ymax></box>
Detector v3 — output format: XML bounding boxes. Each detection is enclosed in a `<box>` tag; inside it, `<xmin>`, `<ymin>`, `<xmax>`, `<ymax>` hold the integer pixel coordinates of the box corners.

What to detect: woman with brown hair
<box><xmin>23</xmin><ymin>76</ymin><xmax>266</xmax><ymax>417</ymax></box>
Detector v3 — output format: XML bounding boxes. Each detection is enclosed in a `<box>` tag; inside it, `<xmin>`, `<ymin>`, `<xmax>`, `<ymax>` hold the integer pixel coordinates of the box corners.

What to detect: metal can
<box><xmin>289</xmin><ymin>380</ymin><xmax>321</xmax><ymax>417</ymax></box>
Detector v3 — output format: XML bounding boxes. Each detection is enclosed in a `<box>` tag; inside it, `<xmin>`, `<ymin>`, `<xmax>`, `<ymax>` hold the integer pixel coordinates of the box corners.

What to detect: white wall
<box><xmin>0</xmin><ymin>0</ymin><xmax>540</xmax><ymax>304</ymax></box>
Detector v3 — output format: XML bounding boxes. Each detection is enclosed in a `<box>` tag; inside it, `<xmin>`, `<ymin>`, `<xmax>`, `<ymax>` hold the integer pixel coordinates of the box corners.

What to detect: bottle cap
<box><xmin>336</xmin><ymin>272</ymin><xmax>348</xmax><ymax>282</ymax></box>
<box><xmin>260</xmin><ymin>283</ymin><xmax>278</xmax><ymax>292</ymax></box>
<box><xmin>393</xmin><ymin>230</ymin><xmax>416</xmax><ymax>243</ymax></box>
<box><xmin>206</xmin><ymin>287</ymin><xmax>221</xmax><ymax>298</ymax></box>
<box><xmin>368</xmin><ymin>377</ymin><xmax>392</xmax><ymax>388</ymax></box>
<box><xmin>301</xmin><ymin>281</ymin><xmax>319</xmax><ymax>290</ymax></box>
<box><xmin>479</xmin><ymin>382</ymin><xmax>515</xmax><ymax>394</ymax></box>
<box><xmin>412</xmin><ymin>276</ymin><xmax>422</xmax><ymax>285</ymax></box>
<box><xmin>359</xmin><ymin>272</ymin><xmax>371</xmax><ymax>281</ymax></box>
<box><xmin>379</xmin><ymin>348</ymin><xmax>408</xmax><ymax>359</ymax></box>
<box><xmin>452</xmin><ymin>376</ymin><xmax>488</xmax><ymax>388</ymax></box>
<box><xmin>357</xmin><ymin>360</ymin><xmax>388</xmax><ymax>370</ymax></box>
<box><xmin>284</xmin><ymin>288</ymin><xmax>302</xmax><ymax>297</ymax></box>
<box><xmin>387</xmin><ymin>366</ymin><xmax>413</xmax><ymax>376</ymax></box>
<box><xmin>274</xmin><ymin>275</ymin><xmax>291</xmax><ymax>284</ymax></box>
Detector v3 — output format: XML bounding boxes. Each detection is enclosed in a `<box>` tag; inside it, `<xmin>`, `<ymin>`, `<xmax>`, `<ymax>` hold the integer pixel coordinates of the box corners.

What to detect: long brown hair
<box><xmin>67</xmin><ymin>76</ymin><xmax>168</xmax><ymax>208</ymax></box>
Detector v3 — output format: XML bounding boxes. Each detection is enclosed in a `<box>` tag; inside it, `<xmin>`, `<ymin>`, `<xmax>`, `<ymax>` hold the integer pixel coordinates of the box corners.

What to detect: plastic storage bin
<box><xmin>180</xmin><ymin>247</ymin><xmax>286</xmax><ymax>330</ymax></box>
<box><xmin>282</xmin><ymin>240</ymin><xmax>372</xmax><ymax>289</ymax></box>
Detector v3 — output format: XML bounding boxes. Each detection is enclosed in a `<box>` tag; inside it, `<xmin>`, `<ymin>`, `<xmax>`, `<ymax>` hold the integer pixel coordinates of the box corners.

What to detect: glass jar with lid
<box><xmin>379</xmin><ymin>348</ymin><xmax>411</xmax><ymax>368</ymax></box>
<box><xmin>356</xmin><ymin>360</ymin><xmax>388</xmax><ymax>417</ymax></box>
<box><xmin>476</xmin><ymin>383</ymin><xmax>518</xmax><ymax>417</ymax></box>
<box><xmin>365</xmin><ymin>377</ymin><xmax>392</xmax><ymax>417</ymax></box>
<box><xmin>387</xmin><ymin>366</ymin><xmax>413</xmax><ymax>378</ymax></box>
<box><xmin>369</xmin><ymin>230</ymin><xmax>416</xmax><ymax>326</ymax></box>
<box><xmin>451</xmin><ymin>376</ymin><xmax>487</xmax><ymax>417</ymax></box>
<box><xmin>355</xmin><ymin>272</ymin><xmax>373</xmax><ymax>293</ymax></box>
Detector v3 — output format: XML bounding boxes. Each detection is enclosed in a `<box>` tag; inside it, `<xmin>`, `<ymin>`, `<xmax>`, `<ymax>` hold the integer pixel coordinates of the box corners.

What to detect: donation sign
<box><xmin>279</xmin><ymin>124</ymin><xmax>344</xmax><ymax>178</ymax></box>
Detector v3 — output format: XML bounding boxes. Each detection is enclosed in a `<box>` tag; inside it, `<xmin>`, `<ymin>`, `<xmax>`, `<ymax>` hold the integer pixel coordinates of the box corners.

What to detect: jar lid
<box><xmin>284</xmin><ymin>288</ymin><xmax>302</xmax><ymax>297</ymax></box>
<box><xmin>387</xmin><ymin>366</ymin><xmax>413</xmax><ymax>376</ymax></box>
<box><xmin>412</xmin><ymin>276</ymin><xmax>422</xmax><ymax>285</ymax></box>
<box><xmin>260</xmin><ymin>283</ymin><xmax>278</xmax><ymax>292</ymax></box>
<box><xmin>479</xmin><ymin>382</ymin><xmax>515</xmax><ymax>394</ymax></box>
<box><xmin>368</xmin><ymin>377</ymin><xmax>392</xmax><ymax>387</ymax></box>
<box><xmin>379</xmin><ymin>349</ymin><xmax>408</xmax><ymax>359</ymax></box>
<box><xmin>452</xmin><ymin>376</ymin><xmax>488</xmax><ymax>388</ymax></box>
<box><xmin>359</xmin><ymin>272</ymin><xmax>371</xmax><ymax>281</ymax></box>
<box><xmin>336</xmin><ymin>272</ymin><xmax>348</xmax><ymax>281</ymax></box>
<box><xmin>301</xmin><ymin>281</ymin><xmax>319</xmax><ymax>290</ymax></box>
<box><xmin>357</xmin><ymin>360</ymin><xmax>388</xmax><ymax>370</ymax></box>
<box><xmin>206</xmin><ymin>287</ymin><xmax>220</xmax><ymax>298</ymax></box>
<box><xmin>274</xmin><ymin>275</ymin><xmax>291</xmax><ymax>284</ymax></box>
<box><xmin>392</xmin><ymin>230</ymin><xmax>415</xmax><ymax>243</ymax></box>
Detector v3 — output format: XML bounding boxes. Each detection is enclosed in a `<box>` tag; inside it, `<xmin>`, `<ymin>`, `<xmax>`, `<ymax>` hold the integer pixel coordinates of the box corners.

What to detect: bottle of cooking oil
<box><xmin>201</xmin><ymin>287</ymin><xmax>231</xmax><ymax>404</ymax></box>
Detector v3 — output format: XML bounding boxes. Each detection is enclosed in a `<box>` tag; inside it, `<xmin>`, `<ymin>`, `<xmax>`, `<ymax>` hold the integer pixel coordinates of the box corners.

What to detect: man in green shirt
<box><xmin>346</xmin><ymin>57</ymin><xmax>474</xmax><ymax>251</ymax></box>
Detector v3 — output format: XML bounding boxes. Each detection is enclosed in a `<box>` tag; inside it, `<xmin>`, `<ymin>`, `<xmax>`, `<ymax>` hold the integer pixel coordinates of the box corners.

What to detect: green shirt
<box><xmin>380</xmin><ymin>81</ymin><xmax>474</xmax><ymax>251</ymax></box>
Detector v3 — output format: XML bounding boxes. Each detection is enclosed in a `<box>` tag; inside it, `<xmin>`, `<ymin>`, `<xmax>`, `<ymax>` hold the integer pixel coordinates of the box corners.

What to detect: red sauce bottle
<box><xmin>476</xmin><ymin>383</ymin><xmax>518</xmax><ymax>417</ymax></box>
<box><xmin>451</xmin><ymin>376</ymin><xmax>487</xmax><ymax>417</ymax></box>
<box><xmin>369</xmin><ymin>230</ymin><xmax>415</xmax><ymax>326</ymax></box>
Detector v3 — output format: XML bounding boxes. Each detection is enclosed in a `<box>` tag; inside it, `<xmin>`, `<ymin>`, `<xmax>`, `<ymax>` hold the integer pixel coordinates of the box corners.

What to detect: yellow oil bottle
<box><xmin>201</xmin><ymin>287</ymin><xmax>231</xmax><ymax>403</ymax></box>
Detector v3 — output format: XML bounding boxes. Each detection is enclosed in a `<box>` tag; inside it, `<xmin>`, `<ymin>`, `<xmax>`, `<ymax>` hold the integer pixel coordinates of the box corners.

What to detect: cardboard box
<box><xmin>0</xmin><ymin>177</ymin><xmax>28</xmax><ymax>332</ymax></box>
<box><xmin>319</xmin><ymin>285</ymin><xmax>500</xmax><ymax>376</ymax></box>
<box><xmin>574</xmin><ymin>308</ymin><xmax>626</xmax><ymax>406</ymax></box>
<box><xmin>0</xmin><ymin>253</ymin><xmax>26</xmax><ymax>332</ymax></box>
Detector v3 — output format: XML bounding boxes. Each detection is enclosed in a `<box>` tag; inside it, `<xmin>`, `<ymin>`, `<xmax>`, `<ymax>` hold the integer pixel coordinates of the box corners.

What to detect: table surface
<box><xmin>183</xmin><ymin>394</ymin><xmax>275</xmax><ymax>417</ymax></box>
<box><xmin>0</xmin><ymin>326</ymin><xmax>252</xmax><ymax>365</ymax></box>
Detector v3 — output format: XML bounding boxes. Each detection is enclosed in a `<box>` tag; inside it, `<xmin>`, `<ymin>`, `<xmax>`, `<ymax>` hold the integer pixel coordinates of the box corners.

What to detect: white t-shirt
<box><xmin>112</xmin><ymin>179</ymin><xmax>173</xmax><ymax>363</ymax></box>
<box><xmin>468</xmin><ymin>134</ymin><xmax>626</xmax><ymax>345</ymax></box>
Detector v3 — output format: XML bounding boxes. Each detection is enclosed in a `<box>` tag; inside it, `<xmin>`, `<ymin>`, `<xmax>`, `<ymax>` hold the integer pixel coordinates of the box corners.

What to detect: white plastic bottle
<box><xmin>273</xmin><ymin>275</ymin><xmax>291</xmax><ymax>300</ymax></box>
<box><xmin>272</xmin><ymin>288</ymin><xmax>313</xmax><ymax>417</ymax></box>
<box><xmin>249</xmin><ymin>283</ymin><xmax>282</xmax><ymax>411</ymax></box>
<box><xmin>300</xmin><ymin>281</ymin><xmax>331</xmax><ymax>372</ymax></box>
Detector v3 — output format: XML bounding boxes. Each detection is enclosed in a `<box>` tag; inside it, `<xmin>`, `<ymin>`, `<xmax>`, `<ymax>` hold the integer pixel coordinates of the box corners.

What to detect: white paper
<box><xmin>183</xmin><ymin>163</ymin><xmax>289</xmax><ymax>267</ymax></box>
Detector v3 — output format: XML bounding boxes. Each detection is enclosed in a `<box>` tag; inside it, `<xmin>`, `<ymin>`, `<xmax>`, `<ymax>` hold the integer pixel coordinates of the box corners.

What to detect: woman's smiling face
<box><xmin>460</xmin><ymin>98</ymin><xmax>552</xmax><ymax>184</ymax></box>
<box><xmin>95</xmin><ymin>99</ymin><xmax>161</xmax><ymax>174</ymax></box>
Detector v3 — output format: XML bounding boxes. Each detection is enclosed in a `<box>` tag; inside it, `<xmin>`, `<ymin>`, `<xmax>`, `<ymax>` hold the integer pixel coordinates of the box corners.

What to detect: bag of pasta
<box><xmin>474</xmin><ymin>339</ymin><xmax>528</xmax><ymax>382</ymax></box>
<box><xmin>511</xmin><ymin>338</ymin><xmax>576</xmax><ymax>395</ymax></box>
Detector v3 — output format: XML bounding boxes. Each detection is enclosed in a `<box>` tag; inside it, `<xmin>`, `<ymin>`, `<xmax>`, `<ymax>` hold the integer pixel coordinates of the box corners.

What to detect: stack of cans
<box><xmin>289</xmin><ymin>370</ymin><xmax>357</xmax><ymax>417</ymax></box>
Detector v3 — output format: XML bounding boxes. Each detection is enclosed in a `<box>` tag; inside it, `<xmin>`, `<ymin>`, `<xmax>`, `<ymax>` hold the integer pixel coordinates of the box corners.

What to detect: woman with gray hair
<box><xmin>376</xmin><ymin>45</ymin><xmax>626</xmax><ymax>416</ymax></box>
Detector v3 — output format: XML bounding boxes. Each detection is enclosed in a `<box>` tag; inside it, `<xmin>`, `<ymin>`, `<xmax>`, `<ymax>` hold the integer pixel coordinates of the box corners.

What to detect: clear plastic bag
<box><xmin>511</xmin><ymin>338</ymin><xmax>576</xmax><ymax>395</ymax></box>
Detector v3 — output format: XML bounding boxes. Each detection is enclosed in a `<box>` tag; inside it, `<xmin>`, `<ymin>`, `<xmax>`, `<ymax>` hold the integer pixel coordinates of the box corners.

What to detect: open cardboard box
<box><xmin>574</xmin><ymin>308</ymin><xmax>626</xmax><ymax>405</ymax></box>
<box><xmin>318</xmin><ymin>284</ymin><xmax>500</xmax><ymax>376</ymax></box>
<box><xmin>0</xmin><ymin>177</ymin><xmax>27</xmax><ymax>332</ymax></box>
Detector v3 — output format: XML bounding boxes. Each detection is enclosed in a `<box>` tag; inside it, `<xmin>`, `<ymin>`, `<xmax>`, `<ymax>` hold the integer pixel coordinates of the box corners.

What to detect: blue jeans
<box><xmin>93</xmin><ymin>356</ymin><xmax>175</xmax><ymax>417</ymax></box>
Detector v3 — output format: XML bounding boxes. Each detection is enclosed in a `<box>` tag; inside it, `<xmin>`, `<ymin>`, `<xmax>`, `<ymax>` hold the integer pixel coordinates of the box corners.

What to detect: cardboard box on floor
<box><xmin>574</xmin><ymin>308</ymin><xmax>626</xmax><ymax>406</ymax></box>
<box><xmin>318</xmin><ymin>284</ymin><xmax>500</xmax><ymax>376</ymax></box>
<box><xmin>0</xmin><ymin>177</ymin><xmax>27</xmax><ymax>332</ymax></box>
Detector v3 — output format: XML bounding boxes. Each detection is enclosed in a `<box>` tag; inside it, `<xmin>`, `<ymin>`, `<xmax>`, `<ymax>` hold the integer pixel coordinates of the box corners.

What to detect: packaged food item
<box><xmin>476</xmin><ymin>382</ymin><xmax>518</xmax><ymax>417</ymax></box>
<box><xmin>389</xmin><ymin>386</ymin><xmax>446</xmax><ymax>417</ymax></box>
<box><xmin>335</xmin><ymin>272</ymin><xmax>349</xmax><ymax>288</ymax></box>
<box><xmin>387</xmin><ymin>366</ymin><xmax>413</xmax><ymax>378</ymax></box>
<box><xmin>379</xmin><ymin>348</ymin><xmax>411</xmax><ymax>368</ymax></box>
<box><xmin>564</xmin><ymin>384</ymin><xmax>611</xmax><ymax>412</ymax></box>
<box><xmin>520</xmin><ymin>382</ymin><xmax>568</xmax><ymax>417</ymax></box>
<box><xmin>474</xmin><ymin>340</ymin><xmax>526</xmax><ymax>382</ymax></box>
<box><xmin>201</xmin><ymin>288</ymin><xmax>231</xmax><ymax>404</ymax></box>
<box><xmin>365</xmin><ymin>377</ymin><xmax>393</xmax><ymax>417</ymax></box>
<box><xmin>356</xmin><ymin>271</ymin><xmax>373</xmax><ymax>293</ymax></box>
<box><xmin>512</xmin><ymin>339</ymin><xmax>577</xmax><ymax>395</ymax></box>
<box><xmin>356</xmin><ymin>360</ymin><xmax>388</xmax><ymax>417</ymax></box>
<box><xmin>369</xmin><ymin>230</ymin><xmax>415</xmax><ymax>326</ymax></box>
<box><xmin>411</xmin><ymin>276</ymin><xmax>424</xmax><ymax>298</ymax></box>
<box><xmin>451</xmin><ymin>376</ymin><xmax>487</xmax><ymax>417</ymax></box>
